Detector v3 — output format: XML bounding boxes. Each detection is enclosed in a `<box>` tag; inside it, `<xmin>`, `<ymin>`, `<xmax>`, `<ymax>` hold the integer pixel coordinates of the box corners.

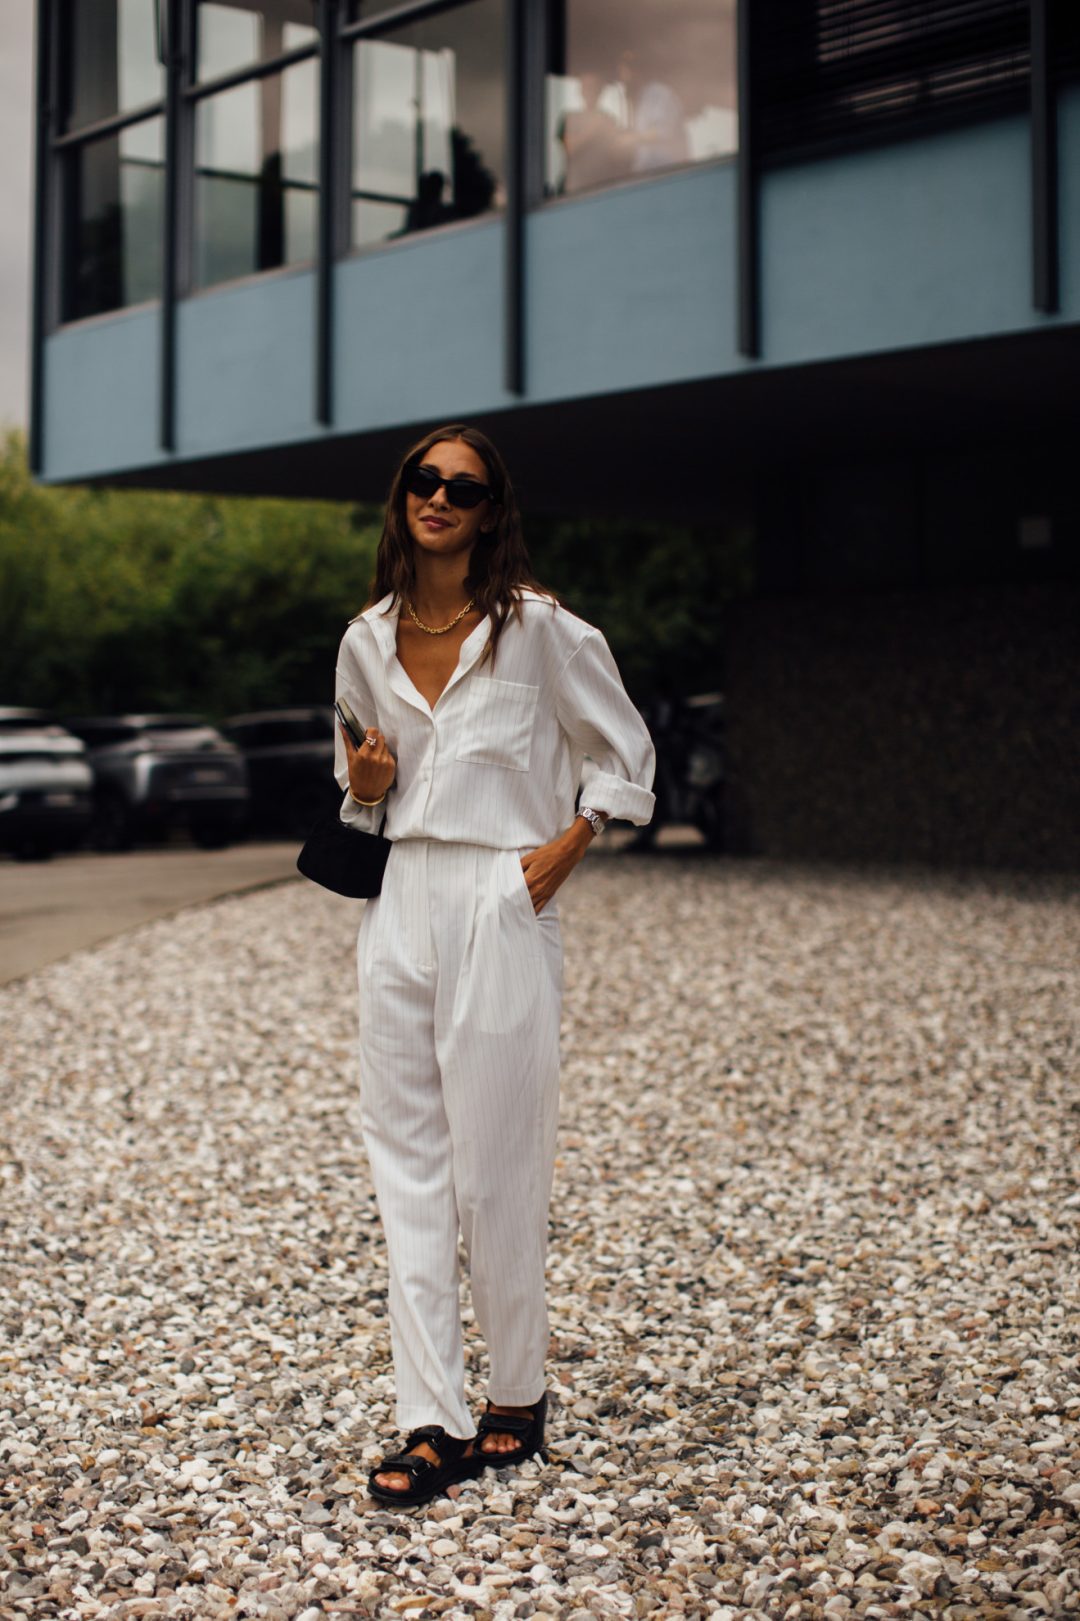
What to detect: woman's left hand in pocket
<box><xmin>520</xmin><ymin>819</ymin><xmax>594</xmax><ymax>913</ymax></box>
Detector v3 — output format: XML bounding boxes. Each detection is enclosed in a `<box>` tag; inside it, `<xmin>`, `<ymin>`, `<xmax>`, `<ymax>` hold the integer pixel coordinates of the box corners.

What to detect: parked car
<box><xmin>0</xmin><ymin>711</ymin><xmax>94</xmax><ymax>859</ymax></box>
<box><xmin>221</xmin><ymin>707</ymin><xmax>339</xmax><ymax>838</ymax></box>
<box><xmin>62</xmin><ymin>714</ymin><xmax>250</xmax><ymax>851</ymax></box>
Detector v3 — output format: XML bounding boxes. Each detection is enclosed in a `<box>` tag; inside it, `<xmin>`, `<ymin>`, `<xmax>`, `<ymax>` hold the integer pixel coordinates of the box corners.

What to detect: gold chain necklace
<box><xmin>406</xmin><ymin>597</ymin><xmax>474</xmax><ymax>636</ymax></box>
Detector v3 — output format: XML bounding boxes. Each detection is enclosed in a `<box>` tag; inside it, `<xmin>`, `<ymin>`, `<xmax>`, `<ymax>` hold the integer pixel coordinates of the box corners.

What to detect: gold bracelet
<box><xmin>349</xmin><ymin>788</ymin><xmax>386</xmax><ymax>807</ymax></box>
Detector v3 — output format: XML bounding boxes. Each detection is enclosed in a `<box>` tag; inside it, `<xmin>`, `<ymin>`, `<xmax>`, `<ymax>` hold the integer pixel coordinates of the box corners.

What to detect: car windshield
<box><xmin>72</xmin><ymin>721</ymin><xmax>229</xmax><ymax>752</ymax></box>
<box><xmin>135</xmin><ymin>726</ymin><xmax>228</xmax><ymax>752</ymax></box>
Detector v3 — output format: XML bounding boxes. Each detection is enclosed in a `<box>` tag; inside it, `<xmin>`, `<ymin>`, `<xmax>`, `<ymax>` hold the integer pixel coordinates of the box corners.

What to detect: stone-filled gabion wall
<box><xmin>722</xmin><ymin>583</ymin><xmax>1080</xmax><ymax>870</ymax></box>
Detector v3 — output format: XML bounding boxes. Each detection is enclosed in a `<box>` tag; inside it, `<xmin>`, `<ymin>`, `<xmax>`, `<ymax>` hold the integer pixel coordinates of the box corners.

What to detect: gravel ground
<box><xmin>1</xmin><ymin>852</ymin><xmax>1078</xmax><ymax>1621</ymax></box>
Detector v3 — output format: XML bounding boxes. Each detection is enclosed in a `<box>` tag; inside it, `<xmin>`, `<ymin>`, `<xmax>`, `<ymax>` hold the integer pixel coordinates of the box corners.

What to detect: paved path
<box><xmin>0</xmin><ymin>842</ymin><xmax>301</xmax><ymax>984</ymax></box>
<box><xmin>0</xmin><ymin>828</ymin><xmax>702</xmax><ymax>986</ymax></box>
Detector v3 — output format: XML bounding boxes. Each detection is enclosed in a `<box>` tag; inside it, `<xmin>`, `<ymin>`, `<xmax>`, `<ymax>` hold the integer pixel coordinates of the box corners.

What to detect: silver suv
<box><xmin>0</xmin><ymin>709</ymin><xmax>94</xmax><ymax>859</ymax></box>
<box><xmin>63</xmin><ymin>714</ymin><xmax>250</xmax><ymax>851</ymax></box>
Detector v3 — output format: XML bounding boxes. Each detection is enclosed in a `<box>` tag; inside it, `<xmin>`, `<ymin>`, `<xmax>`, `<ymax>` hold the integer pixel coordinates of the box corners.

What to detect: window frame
<box><xmin>51</xmin><ymin>0</ymin><xmax>169</xmax><ymax>326</ymax></box>
<box><xmin>58</xmin><ymin>110</ymin><xmax>168</xmax><ymax>324</ymax></box>
<box><xmin>46</xmin><ymin>0</ymin><xmax>742</xmax><ymax>335</ymax></box>
<box><xmin>537</xmin><ymin>0</ymin><xmax>741</xmax><ymax>206</ymax></box>
<box><xmin>186</xmin><ymin>48</ymin><xmax>323</xmax><ymax>294</ymax></box>
<box><xmin>48</xmin><ymin>0</ymin><xmax>329</xmax><ymax>329</ymax></box>
<box><xmin>46</xmin><ymin>0</ymin><xmax>523</xmax><ymax>323</ymax></box>
<box><xmin>336</xmin><ymin>0</ymin><xmax>514</xmax><ymax>265</ymax></box>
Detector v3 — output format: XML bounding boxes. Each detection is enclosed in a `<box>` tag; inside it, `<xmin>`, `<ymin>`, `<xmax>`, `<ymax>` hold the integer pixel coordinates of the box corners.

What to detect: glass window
<box><xmin>196</xmin><ymin>0</ymin><xmax>319</xmax><ymax>81</ymax></box>
<box><xmin>350</xmin><ymin>0</ymin><xmax>504</xmax><ymax>251</ymax></box>
<box><xmin>63</xmin><ymin>117</ymin><xmax>164</xmax><ymax>320</ymax></box>
<box><xmin>63</xmin><ymin>0</ymin><xmax>164</xmax><ymax>131</ymax></box>
<box><xmin>193</xmin><ymin>58</ymin><xmax>319</xmax><ymax>288</ymax></box>
<box><xmin>545</xmin><ymin>0</ymin><xmax>737</xmax><ymax>198</ymax></box>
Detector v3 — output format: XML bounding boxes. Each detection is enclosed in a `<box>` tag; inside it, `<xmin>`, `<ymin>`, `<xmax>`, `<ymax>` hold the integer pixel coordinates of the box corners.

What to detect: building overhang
<box><xmin>65</xmin><ymin>322</ymin><xmax>1080</xmax><ymax>520</ymax></box>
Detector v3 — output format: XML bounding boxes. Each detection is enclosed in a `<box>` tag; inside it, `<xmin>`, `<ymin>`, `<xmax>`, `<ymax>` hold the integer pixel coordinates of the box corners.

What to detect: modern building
<box><xmin>28</xmin><ymin>1</ymin><xmax>1080</xmax><ymax>867</ymax></box>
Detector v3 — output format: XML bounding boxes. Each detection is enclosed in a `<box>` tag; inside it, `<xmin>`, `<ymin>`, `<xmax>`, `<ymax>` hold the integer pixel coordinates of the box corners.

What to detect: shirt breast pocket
<box><xmin>456</xmin><ymin>677</ymin><xmax>539</xmax><ymax>772</ymax></box>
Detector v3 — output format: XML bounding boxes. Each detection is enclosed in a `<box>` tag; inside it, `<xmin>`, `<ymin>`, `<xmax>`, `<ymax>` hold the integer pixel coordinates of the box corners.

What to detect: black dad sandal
<box><xmin>476</xmin><ymin>1391</ymin><xmax>548</xmax><ymax>1469</ymax></box>
<box><xmin>367</xmin><ymin>1424</ymin><xmax>483</xmax><ymax>1508</ymax></box>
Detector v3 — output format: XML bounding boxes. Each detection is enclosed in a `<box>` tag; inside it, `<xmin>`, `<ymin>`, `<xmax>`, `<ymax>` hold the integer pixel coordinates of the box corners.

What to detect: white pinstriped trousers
<box><xmin>356</xmin><ymin>838</ymin><xmax>563</xmax><ymax>1439</ymax></box>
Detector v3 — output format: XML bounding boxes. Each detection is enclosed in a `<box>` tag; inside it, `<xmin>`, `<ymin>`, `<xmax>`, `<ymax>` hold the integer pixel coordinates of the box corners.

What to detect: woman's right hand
<box><xmin>342</xmin><ymin>725</ymin><xmax>396</xmax><ymax>803</ymax></box>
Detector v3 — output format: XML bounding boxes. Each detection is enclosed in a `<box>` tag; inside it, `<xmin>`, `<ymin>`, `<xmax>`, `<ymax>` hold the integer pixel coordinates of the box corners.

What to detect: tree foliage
<box><xmin>0</xmin><ymin>431</ymin><xmax>751</xmax><ymax>717</ymax></box>
<box><xmin>527</xmin><ymin>514</ymin><xmax>753</xmax><ymax>701</ymax></box>
<box><xmin>0</xmin><ymin>431</ymin><xmax>380</xmax><ymax>717</ymax></box>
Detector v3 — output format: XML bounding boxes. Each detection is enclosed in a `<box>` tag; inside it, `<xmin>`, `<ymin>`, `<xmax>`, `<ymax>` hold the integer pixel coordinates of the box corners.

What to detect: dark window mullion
<box><xmin>29</xmin><ymin>0</ymin><xmax>57</xmax><ymax>472</ymax></box>
<box><xmin>339</xmin><ymin>0</ymin><xmax>474</xmax><ymax>46</ymax></box>
<box><xmin>43</xmin><ymin>0</ymin><xmax>64</xmax><ymax>333</ymax></box>
<box><xmin>504</xmin><ymin>0</ymin><xmax>524</xmax><ymax>393</ymax></box>
<box><xmin>520</xmin><ymin>0</ymin><xmax>546</xmax><ymax>208</ymax></box>
<box><xmin>173</xmin><ymin>0</ymin><xmax>197</xmax><ymax>300</ymax></box>
<box><xmin>185</xmin><ymin>40</ymin><xmax>318</xmax><ymax>103</ymax></box>
<box><xmin>737</xmin><ymin>0</ymin><xmax>759</xmax><ymax>359</ymax></box>
<box><xmin>351</xmin><ymin>188</ymin><xmax>413</xmax><ymax>204</ymax></box>
<box><xmin>316</xmin><ymin>0</ymin><xmax>336</xmax><ymax>424</ymax></box>
<box><xmin>53</xmin><ymin>97</ymin><xmax>166</xmax><ymax>149</ymax></box>
<box><xmin>161</xmin><ymin>0</ymin><xmax>185</xmax><ymax>451</ymax></box>
<box><xmin>195</xmin><ymin>164</ymin><xmax>319</xmax><ymax>190</ymax></box>
<box><xmin>1031</xmin><ymin>0</ymin><xmax>1058</xmax><ymax>312</ymax></box>
<box><xmin>332</xmin><ymin>5</ymin><xmax>354</xmax><ymax>258</ymax></box>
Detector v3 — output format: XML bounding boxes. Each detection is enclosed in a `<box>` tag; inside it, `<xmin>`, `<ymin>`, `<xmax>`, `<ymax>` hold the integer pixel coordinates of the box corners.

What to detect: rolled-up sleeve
<box><xmin>334</xmin><ymin>636</ymin><xmax>385</xmax><ymax>835</ymax></box>
<box><xmin>555</xmin><ymin>630</ymin><xmax>656</xmax><ymax>826</ymax></box>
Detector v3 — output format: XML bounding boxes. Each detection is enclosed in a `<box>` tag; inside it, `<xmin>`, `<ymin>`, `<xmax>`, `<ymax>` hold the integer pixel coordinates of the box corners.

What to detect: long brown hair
<box><xmin>366</xmin><ymin>423</ymin><xmax>555</xmax><ymax>664</ymax></box>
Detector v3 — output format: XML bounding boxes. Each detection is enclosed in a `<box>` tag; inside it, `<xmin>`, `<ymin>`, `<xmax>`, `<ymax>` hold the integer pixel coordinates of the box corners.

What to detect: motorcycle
<box><xmin>632</xmin><ymin>691</ymin><xmax>727</xmax><ymax>851</ymax></box>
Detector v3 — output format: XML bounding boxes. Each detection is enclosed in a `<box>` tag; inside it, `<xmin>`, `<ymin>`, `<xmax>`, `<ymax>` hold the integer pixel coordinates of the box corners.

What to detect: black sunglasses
<box><xmin>403</xmin><ymin>462</ymin><xmax>495</xmax><ymax>510</ymax></box>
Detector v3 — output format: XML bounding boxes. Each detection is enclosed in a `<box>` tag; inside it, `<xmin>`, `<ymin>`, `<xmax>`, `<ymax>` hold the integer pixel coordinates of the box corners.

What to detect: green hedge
<box><xmin>0</xmin><ymin>432</ymin><xmax>380</xmax><ymax>717</ymax></box>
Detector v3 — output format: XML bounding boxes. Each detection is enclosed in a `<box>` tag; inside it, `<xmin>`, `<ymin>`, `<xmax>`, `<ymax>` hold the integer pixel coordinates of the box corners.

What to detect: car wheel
<box><xmin>12</xmin><ymin>839</ymin><xmax>54</xmax><ymax>862</ymax></box>
<box><xmin>90</xmin><ymin>791</ymin><xmax>135</xmax><ymax>852</ymax></box>
<box><xmin>694</xmin><ymin>788</ymin><xmax>727</xmax><ymax>852</ymax></box>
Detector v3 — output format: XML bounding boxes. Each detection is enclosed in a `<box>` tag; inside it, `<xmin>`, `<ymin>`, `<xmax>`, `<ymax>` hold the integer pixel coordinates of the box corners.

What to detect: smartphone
<box><xmin>334</xmin><ymin>698</ymin><xmax>366</xmax><ymax>750</ymax></box>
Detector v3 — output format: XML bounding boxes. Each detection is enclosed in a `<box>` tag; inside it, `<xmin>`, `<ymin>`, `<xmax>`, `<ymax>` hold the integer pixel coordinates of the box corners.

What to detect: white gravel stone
<box><xmin>1</xmin><ymin>851</ymin><xmax>1078</xmax><ymax>1620</ymax></box>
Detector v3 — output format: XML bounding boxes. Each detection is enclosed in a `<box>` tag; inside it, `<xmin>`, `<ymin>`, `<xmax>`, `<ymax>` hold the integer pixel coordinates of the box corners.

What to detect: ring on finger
<box><xmin>366</xmin><ymin>735</ymin><xmax>377</xmax><ymax>747</ymax></box>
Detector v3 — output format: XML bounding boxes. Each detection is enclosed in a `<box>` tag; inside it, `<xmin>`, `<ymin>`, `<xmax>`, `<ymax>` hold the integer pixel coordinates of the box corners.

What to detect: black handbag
<box><xmin>296</xmin><ymin>804</ymin><xmax>391</xmax><ymax>898</ymax></box>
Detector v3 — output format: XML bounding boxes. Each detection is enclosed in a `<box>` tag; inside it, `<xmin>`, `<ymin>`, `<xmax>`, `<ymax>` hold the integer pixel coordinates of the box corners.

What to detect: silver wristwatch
<box><xmin>578</xmin><ymin>805</ymin><xmax>606</xmax><ymax>837</ymax></box>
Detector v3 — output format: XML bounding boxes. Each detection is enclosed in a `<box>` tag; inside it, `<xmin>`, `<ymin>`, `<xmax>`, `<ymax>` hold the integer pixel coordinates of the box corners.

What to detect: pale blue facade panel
<box><xmin>524</xmin><ymin>164</ymin><xmax>739</xmax><ymax>401</ymax></box>
<box><xmin>176</xmin><ymin>269</ymin><xmax>319</xmax><ymax>455</ymax></box>
<box><xmin>43</xmin><ymin>305</ymin><xmax>161</xmax><ymax>482</ymax></box>
<box><xmin>333</xmin><ymin>221</ymin><xmax>510</xmax><ymax>430</ymax></box>
<box><xmin>760</xmin><ymin>114</ymin><xmax>1044</xmax><ymax>363</ymax></box>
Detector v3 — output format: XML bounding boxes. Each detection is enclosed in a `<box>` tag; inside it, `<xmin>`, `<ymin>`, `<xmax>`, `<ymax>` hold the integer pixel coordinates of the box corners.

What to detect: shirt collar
<box><xmin>353</xmin><ymin>592</ymin><xmax>396</xmax><ymax>624</ymax></box>
<box><xmin>356</xmin><ymin>591</ymin><xmax>493</xmax><ymax>717</ymax></box>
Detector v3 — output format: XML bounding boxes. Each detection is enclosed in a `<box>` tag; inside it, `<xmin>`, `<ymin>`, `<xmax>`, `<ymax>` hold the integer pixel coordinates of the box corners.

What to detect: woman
<box><xmin>334</xmin><ymin>423</ymin><xmax>655</xmax><ymax>1507</ymax></box>
<box><xmin>557</xmin><ymin>69</ymin><xmax>634</xmax><ymax>194</ymax></box>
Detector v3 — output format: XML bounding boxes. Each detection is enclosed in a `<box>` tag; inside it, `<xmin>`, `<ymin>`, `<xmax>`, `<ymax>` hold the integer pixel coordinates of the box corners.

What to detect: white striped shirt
<box><xmin>334</xmin><ymin>589</ymin><xmax>656</xmax><ymax>846</ymax></box>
